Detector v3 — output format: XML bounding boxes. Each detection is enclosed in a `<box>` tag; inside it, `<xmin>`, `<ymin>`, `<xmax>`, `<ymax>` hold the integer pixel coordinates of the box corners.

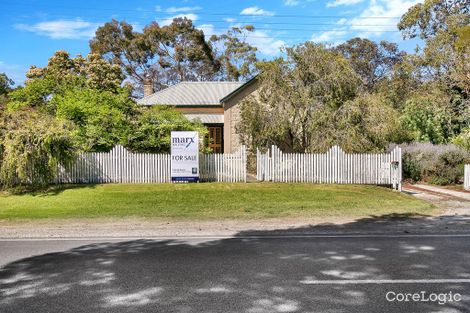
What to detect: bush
<box><xmin>402</xmin><ymin>152</ymin><xmax>422</xmax><ymax>182</ymax></box>
<box><xmin>0</xmin><ymin>109</ymin><xmax>77</xmax><ymax>188</ymax></box>
<box><xmin>428</xmin><ymin>151</ymin><xmax>467</xmax><ymax>185</ymax></box>
<box><xmin>124</xmin><ymin>106</ymin><xmax>208</xmax><ymax>153</ymax></box>
<box><xmin>400</xmin><ymin>142</ymin><xmax>470</xmax><ymax>185</ymax></box>
<box><xmin>453</xmin><ymin>128</ymin><xmax>470</xmax><ymax>151</ymax></box>
<box><xmin>53</xmin><ymin>87</ymin><xmax>134</xmax><ymax>152</ymax></box>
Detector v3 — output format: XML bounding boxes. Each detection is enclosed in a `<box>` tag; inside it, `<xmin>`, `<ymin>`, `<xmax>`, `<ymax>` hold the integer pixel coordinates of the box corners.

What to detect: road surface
<box><xmin>1</xmin><ymin>234</ymin><xmax>470</xmax><ymax>312</ymax></box>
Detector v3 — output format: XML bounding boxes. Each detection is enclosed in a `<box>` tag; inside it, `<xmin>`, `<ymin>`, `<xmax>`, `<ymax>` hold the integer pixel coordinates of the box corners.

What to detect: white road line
<box><xmin>300</xmin><ymin>279</ymin><xmax>470</xmax><ymax>285</ymax></box>
<box><xmin>2</xmin><ymin>234</ymin><xmax>470</xmax><ymax>241</ymax></box>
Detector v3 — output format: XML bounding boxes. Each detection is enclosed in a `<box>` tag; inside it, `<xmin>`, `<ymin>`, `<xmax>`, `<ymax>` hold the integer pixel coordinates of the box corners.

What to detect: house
<box><xmin>137</xmin><ymin>77</ymin><xmax>259</xmax><ymax>153</ymax></box>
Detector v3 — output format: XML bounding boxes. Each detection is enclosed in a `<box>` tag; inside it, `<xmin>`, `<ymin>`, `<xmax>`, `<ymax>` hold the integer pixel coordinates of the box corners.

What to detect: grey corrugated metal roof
<box><xmin>137</xmin><ymin>81</ymin><xmax>244</xmax><ymax>106</ymax></box>
<box><xmin>184</xmin><ymin>113</ymin><xmax>224</xmax><ymax>124</ymax></box>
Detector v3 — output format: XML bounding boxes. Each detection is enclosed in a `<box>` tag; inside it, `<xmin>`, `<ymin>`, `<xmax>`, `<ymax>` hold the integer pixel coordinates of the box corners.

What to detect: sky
<box><xmin>0</xmin><ymin>0</ymin><xmax>423</xmax><ymax>85</ymax></box>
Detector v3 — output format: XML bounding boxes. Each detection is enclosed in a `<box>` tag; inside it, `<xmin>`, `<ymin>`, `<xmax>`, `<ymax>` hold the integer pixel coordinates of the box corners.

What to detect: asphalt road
<box><xmin>1</xmin><ymin>235</ymin><xmax>470</xmax><ymax>313</ymax></box>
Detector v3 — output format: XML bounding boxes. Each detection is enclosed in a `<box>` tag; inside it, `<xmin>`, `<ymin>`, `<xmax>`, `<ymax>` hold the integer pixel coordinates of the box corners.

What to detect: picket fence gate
<box><xmin>257</xmin><ymin>145</ymin><xmax>402</xmax><ymax>190</ymax></box>
<box><xmin>465</xmin><ymin>165</ymin><xmax>470</xmax><ymax>190</ymax></box>
<box><xmin>56</xmin><ymin>145</ymin><xmax>247</xmax><ymax>184</ymax></box>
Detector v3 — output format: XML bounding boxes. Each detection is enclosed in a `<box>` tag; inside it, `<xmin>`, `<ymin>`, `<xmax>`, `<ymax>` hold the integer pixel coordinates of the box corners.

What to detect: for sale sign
<box><xmin>171</xmin><ymin>131</ymin><xmax>199</xmax><ymax>182</ymax></box>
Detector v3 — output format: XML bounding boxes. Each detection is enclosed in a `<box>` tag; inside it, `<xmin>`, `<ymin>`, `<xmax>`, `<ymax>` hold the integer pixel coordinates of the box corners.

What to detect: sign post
<box><xmin>171</xmin><ymin>131</ymin><xmax>199</xmax><ymax>182</ymax></box>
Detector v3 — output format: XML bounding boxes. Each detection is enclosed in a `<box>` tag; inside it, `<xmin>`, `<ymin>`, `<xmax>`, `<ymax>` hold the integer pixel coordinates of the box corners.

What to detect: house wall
<box><xmin>222</xmin><ymin>80</ymin><xmax>260</xmax><ymax>153</ymax></box>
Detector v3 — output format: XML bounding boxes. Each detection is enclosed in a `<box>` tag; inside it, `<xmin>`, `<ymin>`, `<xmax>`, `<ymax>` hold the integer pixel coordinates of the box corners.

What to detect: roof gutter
<box><xmin>219</xmin><ymin>75</ymin><xmax>258</xmax><ymax>104</ymax></box>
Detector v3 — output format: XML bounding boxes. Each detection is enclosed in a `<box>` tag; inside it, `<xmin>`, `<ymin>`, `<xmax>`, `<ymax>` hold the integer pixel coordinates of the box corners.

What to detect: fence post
<box><xmin>398</xmin><ymin>146</ymin><xmax>402</xmax><ymax>191</ymax></box>
<box><xmin>464</xmin><ymin>164</ymin><xmax>469</xmax><ymax>190</ymax></box>
<box><xmin>243</xmin><ymin>145</ymin><xmax>247</xmax><ymax>183</ymax></box>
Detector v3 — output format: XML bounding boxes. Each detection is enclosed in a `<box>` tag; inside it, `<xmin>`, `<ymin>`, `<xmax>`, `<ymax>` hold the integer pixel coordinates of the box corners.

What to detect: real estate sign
<box><xmin>171</xmin><ymin>131</ymin><xmax>199</xmax><ymax>182</ymax></box>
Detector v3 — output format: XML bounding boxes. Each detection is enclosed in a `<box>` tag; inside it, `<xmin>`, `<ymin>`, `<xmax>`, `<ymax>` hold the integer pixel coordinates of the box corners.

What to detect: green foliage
<box><xmin>7</xmin><ymin>50</ymin><xmax>135</xmax><ymax>153</ymax></box>
<box><xmin>331</xmin><ymin>94</ymin><xmax>412</xmax><ymax>152</ymax></box>
<box><xmin>0</xmin><ymin>73</ymin><xmax>14</xmax><ymax>106</ymax></box>
<box><xmin>239</xmin><ymin>42</ymin><xmax>361</xmax><ymax>152</ymax></box>
<box><xmin>238</xmin><ymin>43</ymin><xmax>409</xmax><ymax>153</ymax></box>
<box><xmin>8</xmin><ymin>51</ymin><xmax>125</xmax><ymax>112</ymax></box>
<box><xmin>0</xmin><ymin>109</ymin><xmax>77</xmax><ymax>189</ymax></box>
<box><xmin>90</xmin><ymin>18</ymin><xmax>218</xmax><ymax>91</ymax></box>
<box><xmin>455</xmin><ymin>25</ymin><xmax>470</xmax><ymax>51</ymax></box>
<box><xmin>429</xmin><ymin>150</ymin><xmax>467</xmax><ymax>185</ymax></box>
<box><xmin>402</xmin><ymin>152</ymin><xmax>423</xmax><ymax>182</ymax></box>
<box><xmin>335</xmin><ymin>38</ymin><xmax>405</xmax><ymax>92</ymax></box>
<box><xmin>52</xmin><ymin>87</ymin><xmax>134</xmax><ymax>152</ymax></box>
<box><xmin>400</xmin><ymin>90</ymin><xmax>469</xmax><ymax>144</ymax></box>
<box><xmin>8</xmin><ymin>77</ymin><xmax>57</xmax><ymax>110</ymax></box>
<box><xmin>0</xmin><ymin>73</ymin><xmax>13</xmax><ymax>96</ymax></box>
<box><xmin>26</xmin><ymin>51</ymin><xmax>124</xmax><ymax>92</ymax></box>
<box><xmin>125</xmin><ymin>106</ymin><xmax>207</xmax><ymax>153</ymax></box>
<box><xmin>453</xmin><ymin>128</ymin><xmax>470</xmax><ymax>151</ymax></box>
<box><xmin>398</xmin><ymin>0</ymin><xmax>469</xmax><ymax>40</ymax></box>
<box><xmin>401</xmin><ymin>142</ymin><xmax>470</xmax><ymax>184</ymax></box>
<box><xmin>398</xmin><ymin>0</ymin><xmax>469</xmax><ymax>92</ymax></box>
<box><xmin>452</xmin><ymin>25</ymin><xmax>470</xmax><ymax>94</ymax></box>
<box><xmin>375</xmin><ymin>55</ymin><xmax>422</xmax><ymax>110</ymax></box>
<box><xmin>210</xmin><ymin>26</ymin><xmax>258</xmax><ymax>81</ymax></box>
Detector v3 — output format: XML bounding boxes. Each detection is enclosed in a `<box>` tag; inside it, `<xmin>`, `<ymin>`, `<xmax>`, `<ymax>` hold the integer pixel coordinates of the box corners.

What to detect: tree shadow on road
<box><xmin>1</xmin><ymin>214</ymin><xmax>470</xmax><ymax>313</ymax></box>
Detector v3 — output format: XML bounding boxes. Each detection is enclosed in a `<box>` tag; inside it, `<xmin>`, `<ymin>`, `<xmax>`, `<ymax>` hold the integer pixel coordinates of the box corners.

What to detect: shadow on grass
<box><xmin>1</xmin><ymin>214</ymin><xmax>470</xmax><ymax>313</ymax></box>
<box><xmin>3</xmin><ymin>184</ymin><xmax>98</xmax><ymax>197</ymax></box>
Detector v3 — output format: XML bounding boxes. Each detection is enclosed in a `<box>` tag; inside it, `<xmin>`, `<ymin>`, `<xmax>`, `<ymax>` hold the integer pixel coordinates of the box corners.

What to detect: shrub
<box><xmin>0</xmin><ymin>109</ymin><xmax>77</xmax><ymax>188</ymax></box>
<box><xmin>428</xmin><ymin>151</ymin><xmax>467</xmax><ymax>185</ymax></box>
<box><xmin>400</xmin><ymin>142</ymin><xmax>470</xmax><ymax>185</ymax></box>
<box><xmin>53</xmin><ymin>87</ymin><xmax>134</xmax><ymax>152</ymax></box>
<box><xmin>124</xmin><ymin>106</ymin><xmax>208</xmax><ymax>153</ymax></box>
<box><xmin>453</xmin><ymin>128</ymin><xmax>470</xmax><ymax>151</ymax></box>
<box><xmin>402</xmin><ymin>152</ymin><xmax>422</xmax><ymax>182</ymax></box>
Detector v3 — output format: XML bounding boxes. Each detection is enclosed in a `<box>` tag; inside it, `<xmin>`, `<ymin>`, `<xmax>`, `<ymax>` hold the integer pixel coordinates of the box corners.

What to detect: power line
<box><xmin>0</xmin><ymin>1</ymin><xmax>403</xmax><ymax>19</ymax></box>
<box><xmin>0</xmin><ymin>8</ymin><xmax>400</xmax><ymax>27</ymax></box>
<box><xmin>1</xmin><ymin>9</ymin><xmax>401</xmax><ymax>32</ymax></box>
<box><xmin>202</xmin><ymin>27</ymin><xmax>400</xmax><ymax>33</ymax></box>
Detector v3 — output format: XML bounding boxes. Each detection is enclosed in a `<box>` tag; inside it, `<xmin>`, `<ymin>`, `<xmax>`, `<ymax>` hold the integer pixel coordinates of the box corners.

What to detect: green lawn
<box><xmin>0</xmin><ymin>183</ymin><xmax>435</xmax><ymax>219</ymax></box>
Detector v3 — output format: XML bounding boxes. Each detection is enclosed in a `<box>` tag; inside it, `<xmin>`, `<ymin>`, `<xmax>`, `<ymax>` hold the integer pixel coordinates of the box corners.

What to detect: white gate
<box><xmin>257</xmin><ymin>145</ymin><xmax>402</xmax><ymax>190</ymax></box>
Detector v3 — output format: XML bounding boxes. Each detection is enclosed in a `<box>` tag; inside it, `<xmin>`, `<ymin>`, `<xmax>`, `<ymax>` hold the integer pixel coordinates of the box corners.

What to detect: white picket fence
<box><xmin>56</xmin><ymin>145</ymin><xmax>247</xmax><ymax>184</ymax></box>
<box><xmin>257</xmin><ymin>145</ymin><xmax>402</xmax><ymax>190</ymax></box>
<box><xmin>199</xmin><ymin>146</ymin><xmax>247</xmax><ymax>182</ymax></box>
<box><xmin>465</xmin><ymin>164</ymin><xmax>470</xmax><ymax>190</ymax></box>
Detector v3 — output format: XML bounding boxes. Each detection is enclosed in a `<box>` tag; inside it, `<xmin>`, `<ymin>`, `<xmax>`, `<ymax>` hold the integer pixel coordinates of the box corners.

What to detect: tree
<box><xmin>398</xmin><ymin>0</ymin><xmax>470</xmax><ymax>144</ymax></box>
<box><xmin>400</xmin><ymin>89</ymin><xmax>469</xmax><ymax>144</ymax></box>
<box><xmin>452</xmin><ymin>25</ymin><xmax>470</xmax><ymax>95</ymax></box>
<box><xmin>9</xmin><ymin>51</ymin><xmax>125</xmax><ymax>112</ymax></box>
<box><xmin>90</xmin><ymin>18</ymin><xmax>218</xmax><ymax>92</ymax></box>
<box><xmin>0</xmin><ymin>73</ymin><xmax>14</xmax><ymax>106</ymax></box>
<box><xmin>0</xmin><ymin>109</ymin><xmax>77</xmax><ymax>188</ymax></box>
<box><xmin>25</xmin><ymin>51</ymin><xmax>124</xmax><ymax>92</ymax></box>
<box><xmin>453</xmin><ymin>127</ymin><xmax>470</xmax><ymax>151</ymax></box>
<box><xmin>52</xmin><ymin>87</ymin><xmax>135</xmax><ymax>152</ymax></box>
<box><xmin>0</xmin><ymin>73</ymin><xmax>13</xmax><ymax>95</ymax></box>
<box><xmin>398</xmin><ymin>0</ymin><xmax>469</xmax><ymax>87</ymax></box>
<box><xmin>376</xmin><ymin>54</ymin><xmax>422</xmax><ymax>110</ymax></box>
<box><xmin>335</xmin><ymin>38</ymin><xmax>405</xmax><ymax>92</ymax></box>
<box><xmin>7</xmin><ymin>50</ymin><xmax>134</xmax><ymax>152</ymax></box>
<box><xmin>332</xmin><ymin>94</ymin><xmax>411</xmax><ymax>152</ymax></box>
<box><xmin>125</xmin><ymin>106</ymin><xmax>207</xmax><ymax>153</ymax></box>
<box><xmin>210</xmin><ymin>26</ymin><xmax>258</xmax><ymax>81</ymax></box>
<box><xmin>238</xmin><ymin>42</ymin><xmax>361</xmax><ymax>152</ymax></box>
<box><xmin>398</xmin><ymin>0</ymin><xmax>469</xmax><ymax>40</ymax></box>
